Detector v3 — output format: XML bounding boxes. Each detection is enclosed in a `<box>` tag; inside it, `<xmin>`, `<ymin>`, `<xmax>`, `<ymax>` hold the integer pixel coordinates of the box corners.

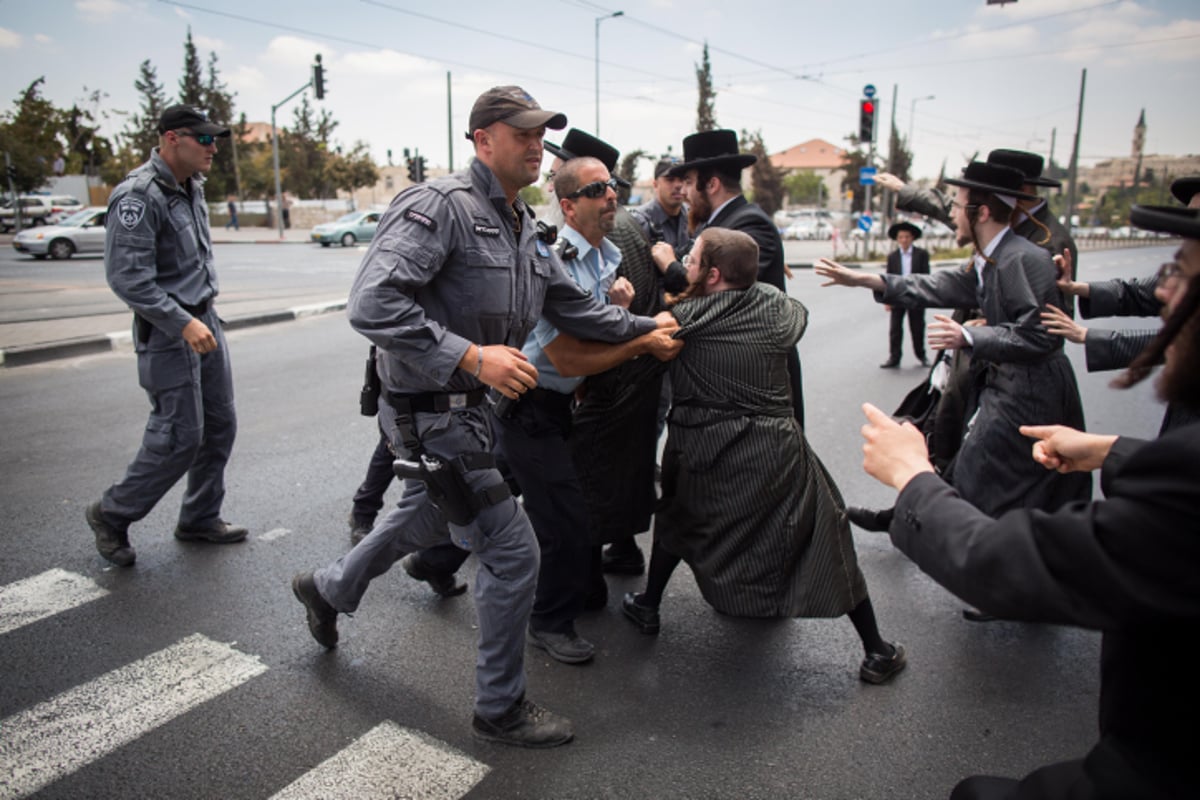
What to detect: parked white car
<box><xmin>12</xmin><ymin>207</ymin><xmax>107</xmax><ymax>260</ymax></box>
<box><xmin>0</xmin><ymin>194</ymin><xmax>84</xmax><ymax>231</ymax></box>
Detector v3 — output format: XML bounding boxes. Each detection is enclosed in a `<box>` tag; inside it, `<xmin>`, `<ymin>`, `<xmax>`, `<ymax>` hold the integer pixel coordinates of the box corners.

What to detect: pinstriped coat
<box><xmin>655</xmin><ymin>282</ymin><xmax>867</xmax><ymax>618</ymax></box>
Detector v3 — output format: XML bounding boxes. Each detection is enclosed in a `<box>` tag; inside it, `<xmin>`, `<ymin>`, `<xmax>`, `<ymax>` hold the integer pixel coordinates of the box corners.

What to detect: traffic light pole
<box><xmin>270</xmin><ymin>56</ymin><xmax>324</xmax><ymax>240</ymax></box>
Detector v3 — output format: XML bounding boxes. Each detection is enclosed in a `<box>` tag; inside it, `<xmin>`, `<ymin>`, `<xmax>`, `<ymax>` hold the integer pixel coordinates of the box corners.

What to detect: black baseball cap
<box><xmin>654</xmin><ymin>156</ymin><xmax>682</xmax><ymax>179</ymax></box>
<box><xmin>465</xmin><ymin>86</ymin><xmax>567</xmax><ymax>140</ymax></box>
<box><xmin>158</xmin><ymin>104</ymin><xmax>231</xmax><ymax>137</ymax></box>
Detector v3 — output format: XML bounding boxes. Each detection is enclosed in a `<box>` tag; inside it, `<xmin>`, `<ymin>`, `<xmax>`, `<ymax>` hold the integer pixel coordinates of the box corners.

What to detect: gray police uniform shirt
<box><xmin>347</xmin><ymin>158</ymin><xmax>656</xmax><ymax>396</ymax></box>
<box><xmin>630</xmin><ymin>197</ymin><xmax>691</xmax><ymax>251</ymax></box>
<box><xmin>105</xmin><ymin>148</ymin><xmax>218</xmax><ymax>337</ymax></box>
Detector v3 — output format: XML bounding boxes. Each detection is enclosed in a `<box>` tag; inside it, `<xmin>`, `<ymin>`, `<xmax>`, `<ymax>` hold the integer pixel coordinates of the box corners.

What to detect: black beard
<box><xmin>688</xmin><ymin>194</ymin><xmax>711</xmax><ymax>234</ymax></box>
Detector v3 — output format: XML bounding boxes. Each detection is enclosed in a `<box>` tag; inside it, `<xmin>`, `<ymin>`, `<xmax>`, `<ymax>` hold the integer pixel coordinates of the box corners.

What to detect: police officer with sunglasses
<box><xmin>86</xmin><ymin>104</ymin><xmax>246</xmax><ymax>568</ymax></box>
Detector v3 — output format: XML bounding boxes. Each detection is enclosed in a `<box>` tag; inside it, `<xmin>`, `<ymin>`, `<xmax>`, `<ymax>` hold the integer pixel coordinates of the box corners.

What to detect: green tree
<box><xmin>616</xmin><ymin>148</ymin><xmax>645</xmax><ymax>205</ymax></box>
<box><xmin>838</xmin><ymin>144</ymin><xmax>871</xmax><ymax>214</ymax></box>
<box><xmin>0</xmin><ymin>77</ymin><xmax>63</xmax><ymax>193</ymax></box>
<box><xmin>783</xmin><ymin>170</ymin><xmax>824</xmax><ymax>206</ymax></box>
<box><xmin>695</xmin><ymin>42</ymin><xmax>717</xmax><ymax>133</ymax></box>
<box><xmin>121</xmin><ymin>59</ymin><xmax>169</xmax><ymax>164</ymax></box>
<box><xmin>178</xmin><ymin>28</ymin><xmax>204</xmax><ymax>106</ymax></box>
<box><xmin>740</xmin><ymin>129</ymin><xmax>782</xmax><ymax>216</ymax></box>
<box><xmin>518</xmin><ymin>184</ymin><xmax>545</xmax><ymax>206</ymax></box>
<box><xmin>886</xmin><ymin>125</ymin><xmax>913</xmax><ymax>182</ymax></box>
<box><xmin>202</xmin><ymin>51</ymin><xmax>237</xmax><ymax>198</ymax></box>
<box><xmin>62</xmin><ymin>92</ymin><xmax>115</xmax><ymax>177</ymax></box>
<box><xmin>324</xmin><ymin>141</ymin><xmax>380</xmax><ymax>194</ymax></box>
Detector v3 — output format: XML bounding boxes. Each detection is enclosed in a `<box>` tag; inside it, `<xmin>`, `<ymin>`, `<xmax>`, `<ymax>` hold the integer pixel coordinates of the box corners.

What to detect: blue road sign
<box><xmin>859</xmin><ymin>166</ymin><xmax>877</xmax><ymax>185</ymax></box>
<box><xmin>858</xmin><ymin>215</ymin><xmax>873</xmax><ymax>232</ymax></box>
<box><xmin>863</xmin><ymin>84</ymin><xmax>876</xmax><ymax>99</ymax></box>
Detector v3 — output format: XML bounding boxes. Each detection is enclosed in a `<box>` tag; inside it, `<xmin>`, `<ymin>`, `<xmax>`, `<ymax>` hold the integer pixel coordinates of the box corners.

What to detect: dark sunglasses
<box><xmin>565</xmin><ymin>178</ymin><xmax>621</xmax><ymax>200</ymax></box>
<box><xmin>176</xmin><ymin>131</ymin><xmax>217</xmax><ymax>146</ymax></box>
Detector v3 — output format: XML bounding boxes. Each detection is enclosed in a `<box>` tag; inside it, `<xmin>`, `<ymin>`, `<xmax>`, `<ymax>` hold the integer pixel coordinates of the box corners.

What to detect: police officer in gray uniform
<box><xmin>85</xmin><ymin>105</ymin><xmax>247</xmax><ymax>567</ymax></box>
<box><xmin>290</xmin><ymin>86</ymin><xmax>662</xmax><ymax>749</ymax></box>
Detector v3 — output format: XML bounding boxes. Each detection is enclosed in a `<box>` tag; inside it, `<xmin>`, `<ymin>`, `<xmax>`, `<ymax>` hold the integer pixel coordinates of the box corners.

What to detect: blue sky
<box><xmin>1</xmin><ymin>0</ymin><xmax>1197</xmax><ymax>183</ymax></box>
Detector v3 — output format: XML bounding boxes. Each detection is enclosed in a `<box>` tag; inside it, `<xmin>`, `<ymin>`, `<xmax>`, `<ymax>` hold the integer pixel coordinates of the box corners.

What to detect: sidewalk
<box><xmin>0</xmin><ymin>226</ymin><xmax>345</xmax><ymax>368</ymax></box>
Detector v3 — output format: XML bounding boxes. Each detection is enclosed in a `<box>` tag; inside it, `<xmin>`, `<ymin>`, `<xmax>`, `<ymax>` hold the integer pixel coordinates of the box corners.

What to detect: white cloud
<box><xmin>1062</xmin><ymin>17</ymin><xmax>1200</xmax><ymax>64</ymax></box>
<box><xmin>338</xmin><ymin>49</ymin><xmax>440</xmax><ymax>79</ymax></box>
<box><xmin>194</xmin><ymin>35</ymin><xmax>225</xmax><ymax>53</ymax></box>
<box><xmin>0</xmin><ymin>27</ymin><xmax>21</xmax><ymax>48</ymax></box>
<box><xmin>33</xmin><ymin>34</ymin><xmax>52</xmax><ymax>45</ymax></box>
<box><xmin>947</xmin><ymin>22</ymin><xmax>1040</xmax><ymax>54</ymax></box>
<box><xmin>262</xmin><ymin>35</ymin><xmax>331</xmax><ymax>69</ymax></box>
<box><xmin>75</xmin><ymin>0</ymin><xmax>130</xmax><ymax>23</ymax></box>
<box><xmin>226</xmin><ymin>65</ymin><xmax>267</xmax><ymax>94</ymax></box>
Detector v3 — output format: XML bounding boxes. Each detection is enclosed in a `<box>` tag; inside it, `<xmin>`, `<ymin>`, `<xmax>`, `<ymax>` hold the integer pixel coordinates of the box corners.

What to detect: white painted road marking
<box><xmin>0</xmin><ymin>633</ymin><xmax>268</xmax><ymax>800</ymax></box>
<box><xmin>259</xmin><ymin>527</ymin><xmax>292</xmax><ymax>541</ymax></box>
<box><xmin>269</xmin><ymin>721</ymin><xmax>490</xmax><ymax>800</ymax></box>
<box><xmin>0</xmin><ymin>569</ymin><xmax>108</xmax><ymax>636</ymax></box>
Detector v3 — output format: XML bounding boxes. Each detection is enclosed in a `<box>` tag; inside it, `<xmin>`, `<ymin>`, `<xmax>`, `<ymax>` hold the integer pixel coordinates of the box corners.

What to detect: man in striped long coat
<box><xmin>622</xmin><ymin>227</ymin><xmax>906</xmax><ymax>685</ymax></box>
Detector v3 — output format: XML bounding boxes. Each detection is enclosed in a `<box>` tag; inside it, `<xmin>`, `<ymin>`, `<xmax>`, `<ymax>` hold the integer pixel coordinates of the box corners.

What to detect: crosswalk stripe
<box><xmin>0</xmin><ymin>633</ymin><xmax>267</xmax><ymax>800</ymax></box>
<box><xmin>0</xmin><ymin>569</ymin><xmax>108</xmax><ymax>636</ymax></box>
<box><xmin>269</xmin><ymin>721</ymin><xmax>490</xmax><ymax>800</ymax></box>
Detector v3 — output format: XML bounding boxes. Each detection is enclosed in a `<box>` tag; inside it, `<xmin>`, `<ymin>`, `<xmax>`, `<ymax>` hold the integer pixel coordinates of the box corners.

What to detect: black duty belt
<box><xmin>388</xmin><ymin>387</ymin><xmax>488</xmax><ymax>414</ymax></box>
<box><xmin>177</xmin><ymin>298</ymin><xmax>211</xmax><ymax>316</ymax></box>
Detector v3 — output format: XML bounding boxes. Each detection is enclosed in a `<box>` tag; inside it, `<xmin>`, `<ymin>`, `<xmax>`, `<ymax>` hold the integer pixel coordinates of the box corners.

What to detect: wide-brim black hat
<box><xmin>1130</xmin><ymin>205</ymin><xmax>1200</xmax><ymax>239</ymax></box>
<box><xmin>544</xmin><ymin>129</ymin><xmax>629</xmax><ymax>188</ymax></box>
<box><xmin>888</xmin><ymin>221</ymin><xmax>922</xmax><ymax>240</ymax></box>
<box><xmin>1171</xmin><ymin>176</ymin><xmax>1200</xmax><ymax>206</ymax></box>
<box><xmin>987</xmin><ymin>148</ymin><xmax>1060</xmax><ymax>188</ymax></box>
<box><xmin>944</xmin><ymin>161</ymin><xmax>1039</xmax><ymax>201</ymax></box>
<box><xmin>666</xmin><ymin>129</ymin><xmax>756</xmax><ymax>178</ymax></box>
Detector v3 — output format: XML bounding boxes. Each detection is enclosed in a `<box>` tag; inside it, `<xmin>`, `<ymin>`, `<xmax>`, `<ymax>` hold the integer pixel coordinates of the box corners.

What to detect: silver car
<box><xmin>12</xmin><ymin>207</ymin><xmax>108</xmax><ymax>260</ymax></box>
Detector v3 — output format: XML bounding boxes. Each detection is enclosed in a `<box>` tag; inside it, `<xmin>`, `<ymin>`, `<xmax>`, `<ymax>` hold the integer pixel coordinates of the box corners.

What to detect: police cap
<box><xmin>158</xmin><ymin>105</ymin><xmax>231</xmax><ymax>137</ymax></box>
<box><xmin>466</xmin><ymin>86</ymin><xmax>567</xmax><ymax>140</ymax></box>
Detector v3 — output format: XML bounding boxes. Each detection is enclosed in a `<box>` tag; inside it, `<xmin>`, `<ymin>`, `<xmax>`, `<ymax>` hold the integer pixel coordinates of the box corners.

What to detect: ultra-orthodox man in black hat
<box><xmin>880</xmin><ymin>220</ymin><xmax>931</xmax><ymax>368</ymax></box>
<box><xmin>655</xmin><ymin>129</ymin><xmax>804</xmax><ymax>426</ymax></box>
<box><xmin>815</xmin><ymin>161</ymin><xmax>1092</xmax><ymax>518</ymax></box>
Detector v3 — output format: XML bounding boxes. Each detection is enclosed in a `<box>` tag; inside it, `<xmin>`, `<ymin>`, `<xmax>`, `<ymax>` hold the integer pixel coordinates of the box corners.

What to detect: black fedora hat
<box><xmin>944</xmin><ymin>161</ymin><xmax>1039</xmax><ymax>201</ymax></box>
<box><xmin>545</xmin><ymin>128</ymin><xmax>620</xmax><ymax>174</ymax></box>
<box><xmin>1171</xmin><ymin>176</ymin><xmax>1200</xmax><ymax>207</ymax></box>
<box><xmin>987</xmin><ymin>148</ymin><xmax>1061</xmax><ymax>189</ymax></box>
<box><xmin>888</xmin><ymin>221</ymin><xmax>922</xmax><ymax>240</ymax></box>
<box><xmin>1130</xmin><ymin>205</ymin><xmax>1200</xmax><ymax>239</ymax></box>
<box><xmin>666</xmin><ymin>129</ymin><xmax>756</xmax><ymax>178</ymax></box>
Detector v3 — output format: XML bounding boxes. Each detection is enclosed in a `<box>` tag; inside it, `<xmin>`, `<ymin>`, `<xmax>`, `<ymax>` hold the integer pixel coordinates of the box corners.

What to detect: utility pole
<box><xmin>446</xmin><ymin>71</ymin><xmax>453</xmax><ymax>173</ymax></box>
<box><xmin>884</xmin><ymin>83</ymin><xmax>898</xmax><ymax>229</ymax></box>
<box><xmin>1064</xmin><ymin>68</ymin><xmax>1087</xmax><ymax>235</ymax></box>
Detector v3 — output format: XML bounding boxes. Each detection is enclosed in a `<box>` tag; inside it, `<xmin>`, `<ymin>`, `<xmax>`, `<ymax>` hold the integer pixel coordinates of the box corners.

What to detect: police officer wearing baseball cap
<box><xmin>85</xmin><ymin>104</ymin><xmax>243</xmax><ymax>568</ymax></box>
<box><xmin>292</xmin><ymin>86</ymin><xmax>663</xmax><ymax>748</ymax></box>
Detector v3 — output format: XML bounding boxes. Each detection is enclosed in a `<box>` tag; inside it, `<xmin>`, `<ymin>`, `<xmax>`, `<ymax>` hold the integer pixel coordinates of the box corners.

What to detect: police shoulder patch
<box><xmin>403</xmin><ymin>208</ymin><xmax>437</xmax><ymax>231</ymax></box>
<box><xmin>117</xmin><ymin>196</ymin><xmax>147</xmax><ymax>231</ymax></box>
<box><xmin>473</xmin><ymin>222</ymin><xmax>501</xmax><ymax>237</ymax></box>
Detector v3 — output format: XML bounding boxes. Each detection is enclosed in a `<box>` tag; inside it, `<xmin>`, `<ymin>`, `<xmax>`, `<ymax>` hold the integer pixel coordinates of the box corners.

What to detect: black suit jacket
<box><xmin>885</xmin><ymin>246</ymin><xmax>930</xmax><ymax>278</ymax></box>
<box><xmin>891</xmin><ymin>424</ymin><xmax>1200</xmax><ymax>798</ymax></box>
<box><xmin>703</xmin><ymin>195</ymin><xmax>787</xmax><ymax>290</ymax></box>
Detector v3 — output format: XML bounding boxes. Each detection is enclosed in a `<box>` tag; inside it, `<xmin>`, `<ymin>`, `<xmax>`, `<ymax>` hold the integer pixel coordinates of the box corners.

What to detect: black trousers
<box><xmin>889</xmin><ymin>306</ymin><xmax>926</xmax><ymax>362</ymax></box>
<box><xmin>493</xmin><ymin>389</ymin><xmax>591</xmax><ymax>635</ymax></box>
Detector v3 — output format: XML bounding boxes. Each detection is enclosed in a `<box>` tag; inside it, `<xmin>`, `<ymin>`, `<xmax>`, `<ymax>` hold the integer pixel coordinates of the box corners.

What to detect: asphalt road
<box><xmin>0</xmin><ymin>246</ymin><xmax>1170</xmax><ymax>799</ymax></box>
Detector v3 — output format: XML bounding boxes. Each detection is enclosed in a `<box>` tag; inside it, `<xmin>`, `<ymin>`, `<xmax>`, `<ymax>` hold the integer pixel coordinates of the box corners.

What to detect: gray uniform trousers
<box><xmin>102</xmin><ymin>305</ymin><xmax>236</xmax><ymax>529</ymax></box>
<box><xmin>314</xmin><ymin>398</ymin><xmax>539</xmax><ymax>719</ymax></box>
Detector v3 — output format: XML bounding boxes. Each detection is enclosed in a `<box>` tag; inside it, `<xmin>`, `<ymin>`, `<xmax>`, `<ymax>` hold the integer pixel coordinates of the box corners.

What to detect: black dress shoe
<box><xmin>879</xmin><ymin>360</ymin><xmax>900</xmax><ymax>369</ymax></box>
<box><xmin>860</xmin><ymin>642</ymin><xmax>906</xmax><ymax>684</ymax></box>
<box><xmin>601</xmin><ymin>545</ymin><xmax>645</xmax><ymax>576</ymax></box>
<box><xmin>917</xmin><ymin>355</ymin><xmax>929</xmax><ymax>367</ymax></box>
<box><xmin>962</xmin><ymin>607</ymin><xmax>999</xmax><ymax>623</ymax></box>
<box><xmin>175</xmin><ymin>520</ymin><xmax>248</xmax><ymax>543</ymax></box>
<box><xmin>846</xmin><ymin>506</ymin><xmax>894</xmax><ymax>532</ymax></box>
<box><xmin>621</xmin><ymin>592</ymin><xmax>660</xmax><ymax>635</ymax></box>
<box><xmin>402</xmin><ymin>553</ymin><xmax>468</xmax><ymax>597</ymax></box>
<box><xmin>472</xmin><ymin>697</ymin><xmax>574</xmax><ymax>749</ymax></box>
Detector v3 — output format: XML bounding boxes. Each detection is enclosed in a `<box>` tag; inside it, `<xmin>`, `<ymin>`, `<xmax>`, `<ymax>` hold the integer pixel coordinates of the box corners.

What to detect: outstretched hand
<box><xmin>860</xmin><ymin>403</ymin><xmax>935</xmax><ymax>491</ymax></box>
<box><xmin>1019</xmin><ymin>424</ymin><xmax>1117</xmax><ymax>474</ymax></box>
<box><xmin>1040</xmin><ymin>304</ymin><xmax>1087</xmax><ymax>344</ymax></box>
<box><xmin>472</xmin><ymin>344</ymin><xmax>538</xmax><ymax>400</ymax></box>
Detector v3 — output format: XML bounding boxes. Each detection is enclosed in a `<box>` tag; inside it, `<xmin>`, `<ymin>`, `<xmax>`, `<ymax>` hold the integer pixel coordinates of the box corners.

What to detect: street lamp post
<box><xmin>594</xmin><ymin>10</ymin><xmax>624</xmax><ymax>137</ymax></box>
<box><xmin>908</xmin><ymin>94</ymin><xmax>935</xmax><ymax>151</ymax></box>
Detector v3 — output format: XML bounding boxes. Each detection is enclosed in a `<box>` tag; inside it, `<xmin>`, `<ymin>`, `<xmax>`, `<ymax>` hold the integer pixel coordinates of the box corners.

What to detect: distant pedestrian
<box><xmin>281</xmin><ymin>193</ymin><xmax>292</xmax><ymax>229</ymax></box>
<box><xmin>52</xmin><ymin>153</ymin><xmax>65</xmax><ymax>176</ymax></box>
<box><xmin>225</xmin><ymin>195</ymin><xmax>239</xmax><ymax>231</ymax></box>
<box><xmin>86</xmin><ymin>104</ymin><xmax>247</xmax><ymax>568</ymax></box>
<box><xmin>879</xmin><ymin>220</ymin><xmax>929</xmax><ymax>369</ymax></box>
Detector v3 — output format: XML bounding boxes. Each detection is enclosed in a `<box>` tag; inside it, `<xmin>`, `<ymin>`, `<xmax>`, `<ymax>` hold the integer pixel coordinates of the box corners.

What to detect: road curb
<box><xmin>0</xmin><ymin>299</ymin><xmax>347</xmax><ymax>368</ymax></box>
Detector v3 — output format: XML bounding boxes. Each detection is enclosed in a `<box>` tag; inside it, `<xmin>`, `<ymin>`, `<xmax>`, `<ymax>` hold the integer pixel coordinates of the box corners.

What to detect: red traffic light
<box><xmin>861</xmin><ymin>100</ymin><xmax>875</xmax><ymax>113</ymax></box>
